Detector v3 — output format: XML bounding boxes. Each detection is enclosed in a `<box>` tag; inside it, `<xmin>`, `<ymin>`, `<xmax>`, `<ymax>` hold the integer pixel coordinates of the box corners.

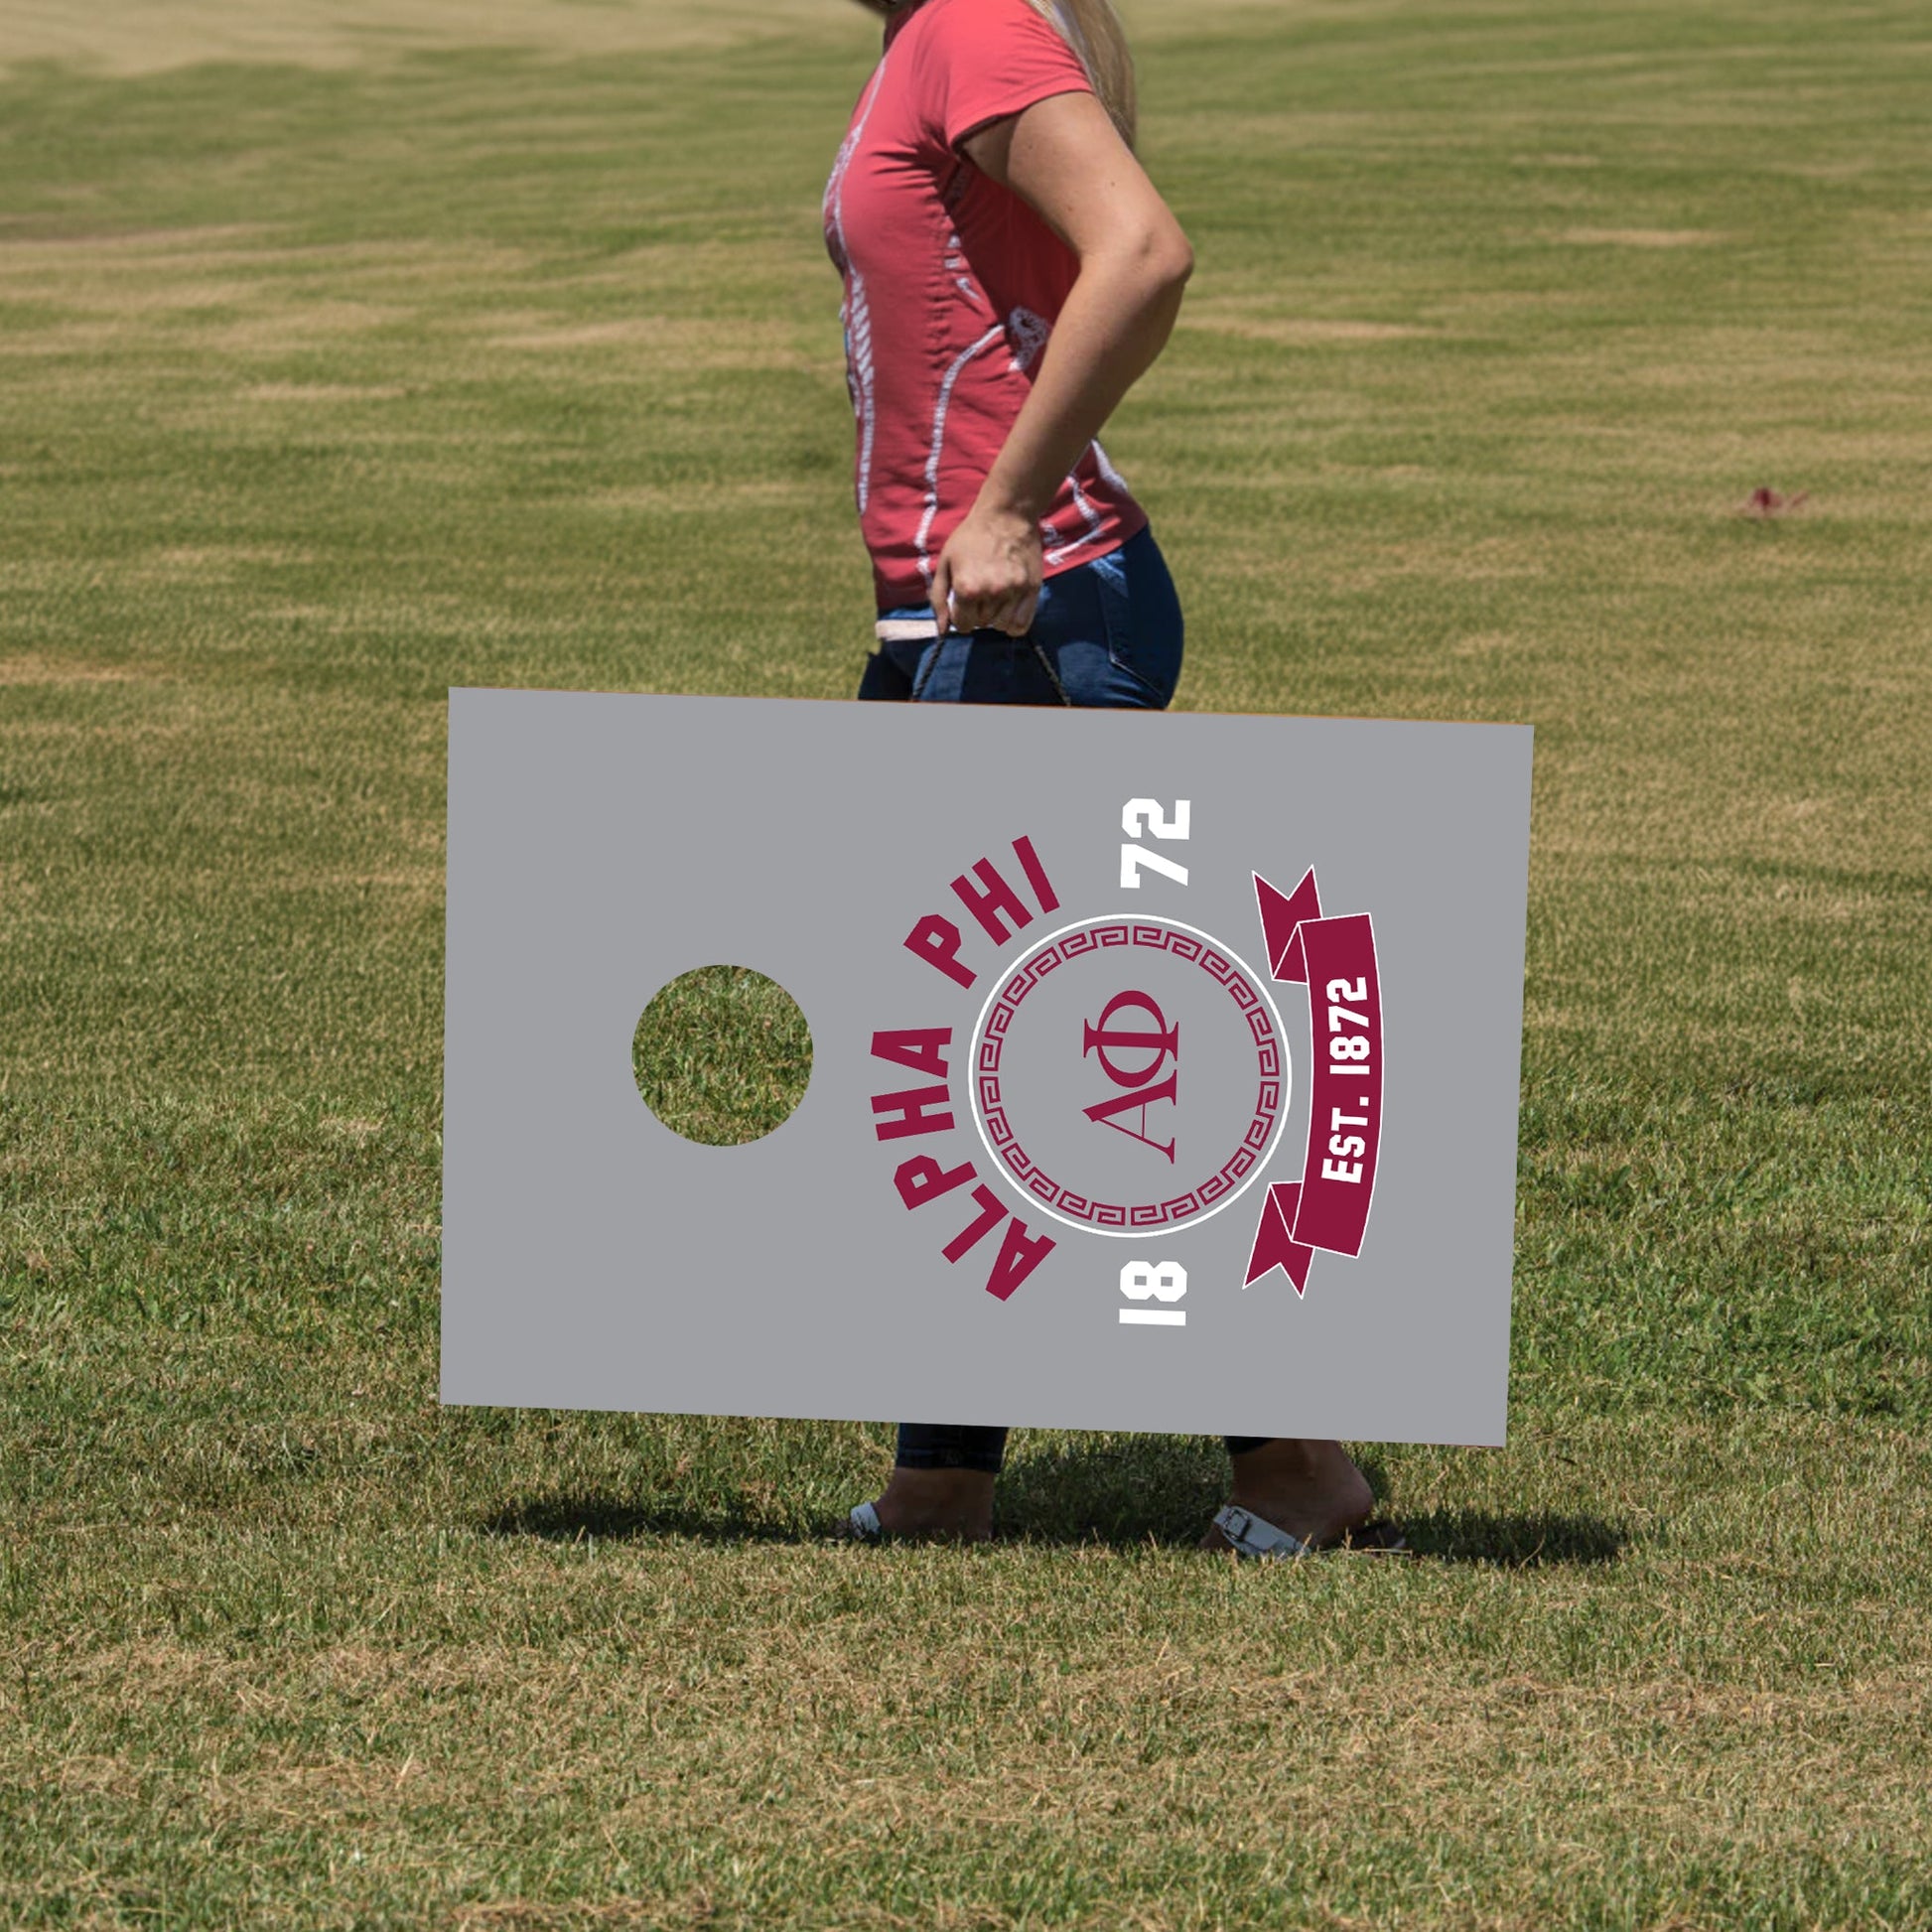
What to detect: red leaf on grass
<box><xmin>1739</xmin><ymin>486</ymin><xmax>1809</xmax><ymax>517</ymax></box>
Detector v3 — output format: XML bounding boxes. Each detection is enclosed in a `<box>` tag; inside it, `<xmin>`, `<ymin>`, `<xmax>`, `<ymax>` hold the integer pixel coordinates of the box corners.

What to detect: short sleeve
<box><xmin>911</xmin><ymin>0</ymin><xmax>1095</xmax><ymax>152</ymax></box>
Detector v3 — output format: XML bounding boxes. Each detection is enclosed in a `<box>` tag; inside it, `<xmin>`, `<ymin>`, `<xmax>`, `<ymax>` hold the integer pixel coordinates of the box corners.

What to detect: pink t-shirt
<box><xmin>824</xmin><ymin>0</ymin><xmax>1148</xmax><ymax>611</ymax></box>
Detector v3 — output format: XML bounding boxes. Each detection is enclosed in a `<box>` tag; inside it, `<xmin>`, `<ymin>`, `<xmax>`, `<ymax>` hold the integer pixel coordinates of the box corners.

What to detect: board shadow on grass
<box><xmin>477</xmin><ymin>1435</ymin><xmax>1235</xmax><ymax>1549</ymax></box>
<box><xmin>1389</xmin><ymin>1508</ymin><xmax>1629</xmax><ymax>1568</ymax></box>
<box><xmin>481</xmin><ymin>1494</ymin><xmax>812</xmax><ymax>1546</ymax></box>
<box><xmin>480</xmin><ymin>1440</ymin><xmax>1627</xmax><ymax>1565</ymax></box>
<box><xmin>996</xmin><ymin>1443</ymin><xmax>1627</xmax><ymax>1564</ymax></box>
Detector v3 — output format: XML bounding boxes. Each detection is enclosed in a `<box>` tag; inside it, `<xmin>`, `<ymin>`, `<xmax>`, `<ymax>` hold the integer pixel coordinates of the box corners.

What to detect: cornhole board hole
<box><xmin>443</xmin><ymin>690</ymin><xmax>1532</xmax><ymax>1446</ymax></box>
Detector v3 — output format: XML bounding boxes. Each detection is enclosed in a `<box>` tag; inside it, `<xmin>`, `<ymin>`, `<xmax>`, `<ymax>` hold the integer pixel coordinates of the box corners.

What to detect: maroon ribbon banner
<box><xmin>1244</xmin><ymin>870</ymin><xmax>1383</xmax><ymax>1296</ymax></box>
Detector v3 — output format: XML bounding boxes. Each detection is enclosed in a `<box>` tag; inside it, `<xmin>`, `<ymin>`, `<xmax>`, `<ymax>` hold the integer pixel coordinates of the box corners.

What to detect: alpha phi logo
<box><xmin>867</xmin><ymin>804</ymin><xmax>1384</xmax><ymax>1319</ymax></box>
<box><xmin>968</xmin><ymin>917</ymin><xmax>1289</xmax><ymax>1235</ymax></box>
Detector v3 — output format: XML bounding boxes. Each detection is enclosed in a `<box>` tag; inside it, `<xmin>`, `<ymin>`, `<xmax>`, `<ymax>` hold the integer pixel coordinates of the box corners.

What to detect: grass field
<box><xmin>3</xmin><ymin>0</ymin><xmax>1930</xmax><ymax>1924</ymax></box>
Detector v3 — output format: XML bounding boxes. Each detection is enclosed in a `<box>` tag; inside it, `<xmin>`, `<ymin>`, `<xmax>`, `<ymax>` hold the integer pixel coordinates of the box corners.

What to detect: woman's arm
<box><xmin>932</xmin><ymin>88</ymin><xmax>1193</xmax><ymax>637</ymax></box>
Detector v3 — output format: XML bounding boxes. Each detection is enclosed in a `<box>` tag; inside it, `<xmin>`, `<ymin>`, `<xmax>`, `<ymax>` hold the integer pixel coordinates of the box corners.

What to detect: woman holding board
<box><xmin>827</xmin><ymin>0</ymin><xmax>1403</xmax><ymax>1556</ymax></box>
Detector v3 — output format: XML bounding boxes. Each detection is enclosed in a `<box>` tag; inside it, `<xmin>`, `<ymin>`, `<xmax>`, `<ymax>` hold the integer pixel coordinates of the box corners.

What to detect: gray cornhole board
<box><xmin>442</xmin><ymin>689</ymin><xmax>1532</xmax><ymax>1446</ymax></box>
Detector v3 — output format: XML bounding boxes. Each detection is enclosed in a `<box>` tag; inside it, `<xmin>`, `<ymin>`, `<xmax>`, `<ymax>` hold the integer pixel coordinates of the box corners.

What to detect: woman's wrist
<box><xmin>968</xmin><ymin>486</ymin><xmax>1046</xmax><ymax>534</ymax></box>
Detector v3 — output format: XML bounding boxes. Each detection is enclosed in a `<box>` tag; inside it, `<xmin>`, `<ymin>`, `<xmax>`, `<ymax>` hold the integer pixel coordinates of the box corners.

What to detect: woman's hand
<box><xmin>930</xmin><ymin>499</ymin><xmax>1042</xmax><ymax>636</ymax></box>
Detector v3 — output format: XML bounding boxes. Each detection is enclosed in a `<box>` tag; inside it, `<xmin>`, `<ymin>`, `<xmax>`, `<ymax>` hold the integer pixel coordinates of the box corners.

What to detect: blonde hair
<box><xmin>861</xmin><ymin>0</ymin><xmax>1139</xmax><ymax>151</ymax></box>
<box><xmin>1024</xmin><ymin>0</ymin><xmax>1138</xmax><ymax>151</ymax></box>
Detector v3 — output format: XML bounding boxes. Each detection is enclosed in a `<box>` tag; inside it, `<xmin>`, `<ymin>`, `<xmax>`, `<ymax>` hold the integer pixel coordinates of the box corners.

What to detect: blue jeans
<box><xmin>859</xmin><ymin>524</ymin><xmax>1268</xmax><ymax>1477</ymax></box>
<box><xmin>858</xmin><ymin>521</ymin><xmax>1183</xmax><ymax>708</ymax></box>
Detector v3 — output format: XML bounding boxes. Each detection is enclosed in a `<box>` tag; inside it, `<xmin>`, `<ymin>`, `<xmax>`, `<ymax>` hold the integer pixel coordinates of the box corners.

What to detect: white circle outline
<box><xmin>965</xmin><ymin>913</ymin><xmax>1293</xmax><ymax>1238</ymax></box>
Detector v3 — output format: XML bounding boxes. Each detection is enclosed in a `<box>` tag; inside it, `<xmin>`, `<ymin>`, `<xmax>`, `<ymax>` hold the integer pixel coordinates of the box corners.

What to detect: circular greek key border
<box><xmin>968</xmin><ymin>917</ymin><xmax>1289</xmax><ymax>1237</ymax></box>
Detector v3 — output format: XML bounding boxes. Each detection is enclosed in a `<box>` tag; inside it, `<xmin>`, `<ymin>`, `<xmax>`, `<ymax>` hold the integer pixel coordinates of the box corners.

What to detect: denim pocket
<box><xmin>1093</xmin><ymin>528</ymin><xmax>1184</xmax><ymax>709</ymax></box>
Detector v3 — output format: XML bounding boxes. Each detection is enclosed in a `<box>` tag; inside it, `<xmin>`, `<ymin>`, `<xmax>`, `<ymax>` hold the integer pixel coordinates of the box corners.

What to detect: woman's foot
<box><xmin>1201</xmin><ymin>1440</ymin><xmax>1375</xmax><ymax>1553</ymax></box>
<box><xmin>860</xmin><ymin>1466</ymin><xmax>996</xmax><ymax>1543</ymax></box>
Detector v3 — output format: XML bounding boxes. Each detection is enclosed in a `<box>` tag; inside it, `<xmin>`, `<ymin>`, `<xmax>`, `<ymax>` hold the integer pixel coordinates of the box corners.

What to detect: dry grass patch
<box><xmin>244</xmin><ymin>381</ymin><xmax>412</xmax><ymax>402</ymax></box>
<box><xmin>591</xmin><ymin>480</ymin><xmax>820</xmax><ymax>513</ymax></box>
<box><xmin>11</xmin><ymin>1629</ymin><xmax>1930</xmax><ymax>1891</ymax></box>
<box><xmin>483</xmin><ymin>314</ymin><xmax>818</xmax><ymax>373</ymax></box>
<box><xmin>1178</xmin><ymin>310</ymin><xmax>1427</xmax><ymax>346</ymax></box>
<box><xmin>0</xmin><ymin>221</ymin><xmax>269</xmax><ymax>255</ymax></box>
<box><xmin>131</xmin><ymin>544</ymin><xmax>318</xmax><ymax>581</ymax></box>
<box><xmin>0</xmin><ymin>0</ymin><xmax>853</xmax><ymax>77</ymax></box>
<box><xmin>1448</xmin><ymin>630</ymin><xmax>1542</xmax><ymax>659</ymax></box>
<box><xmin>1551</xmin><ymin>227</ymin><xmax>1729</xmax><ymax>247</ymax></box>
<box><xmin>303</xmin><ymin>870</ymin><xmax>442</xmax><ymax>892</ymax></box>
<box><xmin>0</xmin><ymin>654</ymin><xmax>159</xmax><ymax>685</ymax></box>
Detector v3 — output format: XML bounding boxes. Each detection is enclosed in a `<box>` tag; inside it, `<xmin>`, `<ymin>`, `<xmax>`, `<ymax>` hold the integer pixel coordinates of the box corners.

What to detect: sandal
<box><xmin>836</xmin><ymin>1500</ymin><xmax>997</xmax><ymax>1545</ymax></box>
<box><xmin>1211</xmin><ymin>1503</ymin><xmax>1411</xmax><ymax>1560</ymax></box>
